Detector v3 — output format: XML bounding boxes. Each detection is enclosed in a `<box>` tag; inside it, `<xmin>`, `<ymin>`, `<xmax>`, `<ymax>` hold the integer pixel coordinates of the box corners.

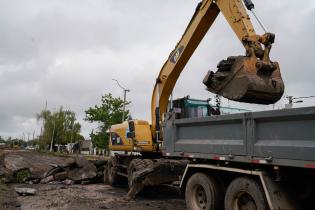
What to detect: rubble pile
<box><xmin>0</xmin><ymin>151</ymin><xmax>106</xmax><ymax>185</ymax></box>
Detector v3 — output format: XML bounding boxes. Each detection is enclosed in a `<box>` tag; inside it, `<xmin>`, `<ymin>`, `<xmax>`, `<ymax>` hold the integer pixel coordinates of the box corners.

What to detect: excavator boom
<box><xmin>151</xmin><ymin>0</ymin><xmax>284</xmax><ymax>135</ymax></box>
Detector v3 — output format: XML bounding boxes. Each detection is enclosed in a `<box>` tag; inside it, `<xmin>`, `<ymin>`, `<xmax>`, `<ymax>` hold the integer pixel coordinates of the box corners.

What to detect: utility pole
<box><xmin>40</xmin><ymin>101</ymin><xmax>47</xmax><ymax>144</ymax></box>
<box><xmin>50</xmin><ymin>108</ymin><xmax>56</xmax><ymax>152</ymax></box>
<box><xmin>71</xmin><ymin>121</ymin><xmax>74</xmax><ymax>144</ymax></box>
<box><xmin>50</xmin><ymin>119</ymin><xmax>55</xmax><ymax>152</ymax></box>
<box><xmin>112</xmin><ymin>79</ymin><xmax>130</xmax><ymax>122</ymax></box>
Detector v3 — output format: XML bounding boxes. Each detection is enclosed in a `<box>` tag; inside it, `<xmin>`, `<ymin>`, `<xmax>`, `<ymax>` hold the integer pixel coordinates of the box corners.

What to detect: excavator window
<box><xmin>186</xmin><ymin>105</ymin><xmax>208</xmax><ymax>118</ymax></box>
<box><xmin>110</xmin><ymin>132</ymin><xmax>123</xmax><ymax>145</ymax></box>
<box><xmin>126</xmin><ymin>121</ymin><xmax>135</xmax><ymax>139</ymax></box>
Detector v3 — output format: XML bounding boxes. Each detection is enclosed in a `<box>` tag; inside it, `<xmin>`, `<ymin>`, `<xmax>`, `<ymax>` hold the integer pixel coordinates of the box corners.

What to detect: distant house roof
<box><xmin>80</xmin><ymin>140</ymin><xmax>92</xmax><ymax>150</ymax></box>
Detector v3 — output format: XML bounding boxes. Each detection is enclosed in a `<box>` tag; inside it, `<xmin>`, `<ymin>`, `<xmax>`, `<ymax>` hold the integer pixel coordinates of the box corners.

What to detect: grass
<box><xmin>15</xmin><ymin>169</ymin><xmax>30</xmax><ymax>184</ymax></box>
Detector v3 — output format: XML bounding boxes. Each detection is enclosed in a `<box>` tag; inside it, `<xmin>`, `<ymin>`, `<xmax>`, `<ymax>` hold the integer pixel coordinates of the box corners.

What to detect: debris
<box><xmin>67</xmin><ymin>155</ymin><xmax>97</xmax><ymax>181</ymax></box>
<box><xmin>63</xmin><ymin>179</ymin><xmax>74</xmax><ymax>185</ymax></box>
<box><xmin>94</xmin><ymin>159</ymin><xmax>107</xmax><ymax>167</ymax></box>
<box><xmin>43</xmin><ymin>165</ymin><xmax>63</xmax><ymax>178</ymax></box>
<box><xmin>1</xmin><ymin>151</ymin><xmax>105</xmax><ymax>185</ymax></box>
<box><xmin>81</xmin><ymin>180</ymin><xmax>91</xmax><ymax>185</ymax></box>
<box><xmin>75</xmin><ymin>155</ymin><xmax>97</xmax><ymax>173</ymax></box>
<box><xmin>4</xmin><ymin>151</ymin><xmax>75</xmax><ymax>178</ymax></box>
<box><xmin>14</xmin><ymin>187</ymin><xmax>37</xmax><ymax>196</ymax></box>
<box><xmin>40</xmin><ymin>175</ymin><xmax>54</xmax><ymax>184</ymax></box>
<box><xmin>54</xmin><ymin>171</ymin><xmax>68</xmax><ymax>181</ymax></box>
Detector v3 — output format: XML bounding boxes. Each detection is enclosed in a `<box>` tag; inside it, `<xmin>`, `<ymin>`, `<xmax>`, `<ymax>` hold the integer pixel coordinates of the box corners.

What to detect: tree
<box><xmin>0</xmin><ymin>136</ymin><xmax>5</xmax><ymax>143</ymax></box>
<box><xmin>37</xmin><ymin>107</ymin><xmax>83</xmax><ymax>150</ymax></box>
<box><xmin>85</xmin><ymin>93</ymin><xmax>130</xmax><ymax>149</ymax></box>
<box><xmin>5</xmin><ymin>137</ymin><xmax>27</xmax><ymax>148</ymax></box>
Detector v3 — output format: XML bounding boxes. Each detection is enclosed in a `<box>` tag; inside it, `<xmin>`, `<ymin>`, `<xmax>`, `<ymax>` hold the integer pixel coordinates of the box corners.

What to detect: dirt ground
<box><xmin>7</xmin><ymin>183</ymin><xmax>186</xmax><ymax>210</ymax></box>
<box><xmin>0</xmin><ymin>183</ymin><xmax>20</xmax><ymax>210</ymax></box>
<box><xmin>0</xmin><ymin>150</ymin><xmax>186</xmax><ymax>209</ymax></box>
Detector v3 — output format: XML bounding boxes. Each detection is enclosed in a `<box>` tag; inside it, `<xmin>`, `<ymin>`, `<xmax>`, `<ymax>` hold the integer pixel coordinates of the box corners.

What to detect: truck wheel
<box><xmin>224</xmin><ymin>177</ymin><xmax>268</xmax><ymax>210</ymax></box>
<box><xmin>127</xmin><ymin>159</ymin><xmax>153</xmax><ymax>189</ymax></box>
<box><xmin>106</xmin><ymin>156</ymin><xmax>119</xmax><ymax>186</ymax></box>
<box><xmin>185</xmin><ymin>173</ymin><xmax>221</xmax><ymax>210</ymax></box>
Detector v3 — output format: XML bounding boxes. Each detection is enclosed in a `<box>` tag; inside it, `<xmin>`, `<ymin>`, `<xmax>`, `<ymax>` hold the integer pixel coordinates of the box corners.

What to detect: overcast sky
<box><xmin>0</xmin><ymin>0</ymin><xmax>314</xmax><ymax>139</ymax></box>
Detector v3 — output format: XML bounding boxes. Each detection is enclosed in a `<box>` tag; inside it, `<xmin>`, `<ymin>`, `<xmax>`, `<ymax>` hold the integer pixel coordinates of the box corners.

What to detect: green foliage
<box><xmin>90</xmin><ymin>131</ymin><xmax>108</xmax><ymax>149</ymax></box>
<box><xmin>85</xmin><ymin>93</ymin><xmax>130</xmax><ymax>149</ymax></box>
<box><xmin>5</xmin><ymin>138</ymin><xmax>27</xmax><ymax>148</ymax></box>
<box><xmin>0</xmin><ymin>136</ymin><xmax>5</xmax><ymax>143</ymax></box>
<box><xmin>1</xmin><ymin>137</ymin><xmax>39</xmax><ymax>149</ymax></box>
<box><xmin>15</xmin><ymin>169</ymin><xmax>30</xmax><ymax>183</ymax></box>
<box><xmin>37</xmin><ymin>107</ymin><xmax>83</xmax><ymax>150</ymax></box>
<box><xmin>26</xmin><ymin>138</ymin><xmax>39</xmax><ymax>146</ymax></box>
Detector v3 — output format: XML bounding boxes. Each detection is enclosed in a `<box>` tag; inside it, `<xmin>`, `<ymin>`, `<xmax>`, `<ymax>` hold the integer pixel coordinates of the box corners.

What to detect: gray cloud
<box><xmin>0</xmin><ymin>0</ymin><xmax>314</xmax><ymax>139</ymax></box>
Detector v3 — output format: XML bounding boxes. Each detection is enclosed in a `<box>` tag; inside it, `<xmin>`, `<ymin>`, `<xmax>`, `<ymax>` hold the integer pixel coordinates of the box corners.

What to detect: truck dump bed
<box><xmin>163</xmin><ymin>106</ymin><xmax>315</xmax><ymax>168</ymax></box>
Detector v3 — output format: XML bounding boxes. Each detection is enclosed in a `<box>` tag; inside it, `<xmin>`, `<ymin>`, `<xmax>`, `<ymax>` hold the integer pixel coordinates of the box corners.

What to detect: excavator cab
<box><xmin>169</xmin><ymin>96</ymin><xmax>220</xmax><ymax>119</ymax></box>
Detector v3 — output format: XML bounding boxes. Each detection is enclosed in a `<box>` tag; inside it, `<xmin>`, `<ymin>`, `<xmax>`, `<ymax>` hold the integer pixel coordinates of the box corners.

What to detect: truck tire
<box><xmin>224</xmin><ymin>177</ymin><xmax>268</xmax><ymax>210</ymax></box>
<box><xmin>185</xmin><ymin>173</ymin><xmax>222</xmax><ymax>210</ymax></box>
<box><xmin>127</xmin><ymin>159</ymin><xmax>153</xmax><ymax>188</ymax></box>
<box><xmin>105</xmin><ymin>156</ymin><xmax>120</xmax><ymax>186</ymax></box>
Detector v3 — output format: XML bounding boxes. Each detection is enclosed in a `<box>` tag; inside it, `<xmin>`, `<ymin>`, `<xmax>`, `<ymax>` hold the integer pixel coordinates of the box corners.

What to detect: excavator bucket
<box><xmin>203</xmin><ymin>56</ymin><xmax>284</xmax><ymax>104</ymax></box>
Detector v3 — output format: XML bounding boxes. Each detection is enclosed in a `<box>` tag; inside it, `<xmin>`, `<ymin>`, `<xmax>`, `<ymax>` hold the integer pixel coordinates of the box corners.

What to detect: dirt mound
<box><xmin>1</xmin><ymin>151</ymin><xmax>105</xmax><ymax>184</ymax></box>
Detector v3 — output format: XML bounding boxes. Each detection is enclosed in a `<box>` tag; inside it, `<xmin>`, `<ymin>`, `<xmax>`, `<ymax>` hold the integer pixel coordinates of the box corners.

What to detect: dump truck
<box><xmin>106</xmin><ymin>99</ymin><xmax>315</xmax><ymax>210</ymax></box>
<box><xmin>104</xmin><ymin>0</ymin><xmax>315</xmax><ymax>209</ymax></box>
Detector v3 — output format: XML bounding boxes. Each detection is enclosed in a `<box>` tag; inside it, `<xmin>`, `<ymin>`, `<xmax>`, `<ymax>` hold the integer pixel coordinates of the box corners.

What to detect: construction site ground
<box><xmin>1</xmin><ymin>182</ymin><xmax>186</xmax><ymax>210</ymax></box>
<box><xmin>0</xmin><ymin>150</ymin><xmax>186</xmax><ymax>210</ymax></box>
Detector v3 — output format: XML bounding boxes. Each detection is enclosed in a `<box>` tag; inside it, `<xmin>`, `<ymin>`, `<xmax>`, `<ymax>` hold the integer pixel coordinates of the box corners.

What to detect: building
<box><xmin>80</xmin><ymin>140</ymin><xmax>92</xmax><ymax>155</ymax></box>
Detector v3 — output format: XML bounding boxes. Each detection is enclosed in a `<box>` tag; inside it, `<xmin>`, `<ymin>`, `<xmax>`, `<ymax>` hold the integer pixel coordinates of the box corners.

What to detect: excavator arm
<box><xmin>151</xmin><ymin>0</ymin><xmax>284</xmax><ymax>136</ymax></box>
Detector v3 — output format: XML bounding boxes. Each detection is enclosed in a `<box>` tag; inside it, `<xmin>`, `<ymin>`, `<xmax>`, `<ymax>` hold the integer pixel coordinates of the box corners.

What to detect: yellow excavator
<box><xmin>106</xmin><ymin>0</ymin><xmax>284</xmax><ymax>196</ymax></box>
<box><xmin>109</xmin><ymin>0</ymin><xmax>283</xmax><ymax>154</ymax></box>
